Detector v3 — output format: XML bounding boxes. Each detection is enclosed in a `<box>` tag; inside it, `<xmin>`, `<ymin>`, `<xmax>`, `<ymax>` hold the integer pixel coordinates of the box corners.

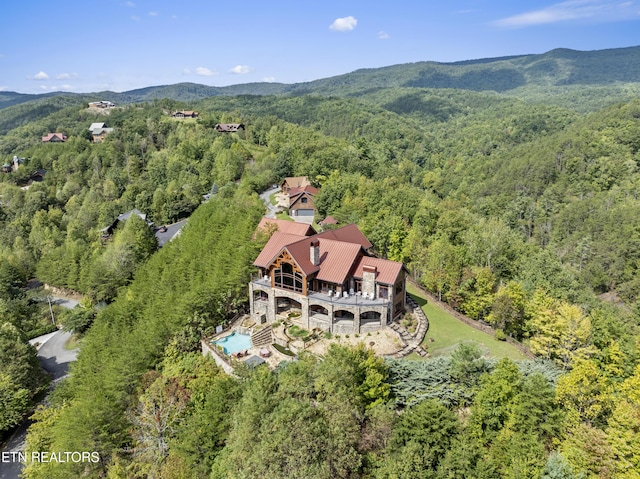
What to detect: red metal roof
<box><xmin>315</xmin><ymin>224</ymin><xmax>372</xmax><ymax>249</ymax></box>
<box><xmin>253</xmin><ymin>232</ymin><xmax>308</xmax><ymax>268</ymax></box>
<box><xmin>256</xmin><ymin>217</ymin><xmax>314</xmax><ymax>237</ymax></box>
<box><xmin>41</xmin><ymin>133</ymin><xmax>67</xmax><ymax>142</ymax></box>
<box><xmin>319</xmin><ymin>215</ymin><xmax>338</xmax><ymax>226</ymax></box>
<box><xmin>253</xmin><ymin>223</ymin><xmax>403</xmax><ymax>286</ymax></box>
<box><xmin>285</xmin><ymin>238</ymin><xmax>362</xmax><ymax>283</ymax></box>
<box><xmin>353</xmin><ymin>256</ymin><xmax>404</xmax><ymax>285</ymax></box>
<box><xmin>288</xmin><ymin>185</ymin><xmax>319</xmax><ymax>197</ymax></box>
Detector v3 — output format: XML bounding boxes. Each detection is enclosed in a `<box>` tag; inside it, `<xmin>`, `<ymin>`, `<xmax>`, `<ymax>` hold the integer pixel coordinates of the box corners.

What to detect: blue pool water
<box><xmin>213</xmin><ymin>331</ymin><xmax>253</xmax><ymax>355</ymax></box>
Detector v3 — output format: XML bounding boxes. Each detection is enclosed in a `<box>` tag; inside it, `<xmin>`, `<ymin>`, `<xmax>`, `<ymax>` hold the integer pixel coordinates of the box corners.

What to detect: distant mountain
<box><xmin>2</xmin><ymin>45</ymin><xmax>639</xmax><ymax>112</ymax></box>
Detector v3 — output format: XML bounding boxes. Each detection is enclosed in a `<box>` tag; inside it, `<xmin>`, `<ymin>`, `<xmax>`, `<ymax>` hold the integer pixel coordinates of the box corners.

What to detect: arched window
<box><xmin>274</xmin><ymin>262</ymin><xmax>304</xmax><ymax>292</ymax></box>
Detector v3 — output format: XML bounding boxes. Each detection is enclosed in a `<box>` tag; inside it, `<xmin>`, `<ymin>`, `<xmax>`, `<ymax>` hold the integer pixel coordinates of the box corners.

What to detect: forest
<box><xmin>0</xmin><ymin>58</ymin><xmax>639</xmax><ymax>478</ymax></box>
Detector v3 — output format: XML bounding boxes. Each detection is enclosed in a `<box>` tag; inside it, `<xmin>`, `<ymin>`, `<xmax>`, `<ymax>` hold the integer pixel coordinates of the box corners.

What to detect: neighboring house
<box><xmin>281</xmin><ymin>176</ymin><xmax>311</xmax><ymax>194</ymax></box>
<box><xmin>214</xmin><ymin>123</ymin><xmax>244</xmax><ymax>132</ymax></box>
<box><xmin>319</xmin><ymin>216</ymin><xmax>338</xmax><ymax>228</ymax></box>
<box><xmin>28</xmin><ymin>169</ymin><xmax>46</xmax><ymax>183</ymax></box>
<box><xmin>256</xmin><ymin>217</ymin><xmax>315</xmax><ymax>237</ymax></box>
<box><xmin>89</xmin><ymin>122</ymin><xmax>114</xmax><ymax>142</ymax></box>
<box><xmin>172</xmin><ymin>110</ymin><xmax>199</xmax><ymax>119</ymax></box>
<box><xmin>249</xmin><ymin>224</ymin><xmax>408</xmax><ymax>335</ymax></box>
<box><xmin>1</xmin><ymin>163</ymin><xmax>11</xmax><ymax>174</ymax></box>
<box><xmin>100</xmin><ymin>208</ymin><xmax>152</xmax><ymax>237</ymax></box>
<box><xmin>88</xmin><ymin>101</ymin><xmax>115</xmax><ymax>108</ymax></box>
<box><xmin>42</xmin><ymin>133</ymin><xmax>67</xmax><ymax>143</ymax></box>
<box><xmin>91</xmin><ymin>128</ymin><xmax>114</xmax><ymax>143</ymax></box>
<box><xmin>288</xmin><ymin>185</ymin><xmax>318</xmax><ymax>218</ymax></box>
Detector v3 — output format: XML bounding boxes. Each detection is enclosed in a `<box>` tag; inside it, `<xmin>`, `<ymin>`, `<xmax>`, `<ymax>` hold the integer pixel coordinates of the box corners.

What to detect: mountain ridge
<box><xmin>1</xmin><ymin>45</ymin><xmax>640</xmax><ymax>111</ymax></box>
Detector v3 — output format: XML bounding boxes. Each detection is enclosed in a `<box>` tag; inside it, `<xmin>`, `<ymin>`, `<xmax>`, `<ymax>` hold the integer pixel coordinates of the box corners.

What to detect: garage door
<box><xmin>296</xmin><ymin>209</ymin><xmax>315</xmax><ymax>216</ymax></box>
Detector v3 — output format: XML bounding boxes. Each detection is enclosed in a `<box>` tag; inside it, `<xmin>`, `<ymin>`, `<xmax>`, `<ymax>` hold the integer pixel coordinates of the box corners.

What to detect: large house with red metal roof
<box><xmin>249</xmin><ymin>224</ymin><xmax>407</xmax><ymax>334</ymax></box>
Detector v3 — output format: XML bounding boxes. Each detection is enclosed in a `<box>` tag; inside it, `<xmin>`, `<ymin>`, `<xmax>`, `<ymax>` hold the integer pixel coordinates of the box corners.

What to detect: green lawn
<box><xmin>275</xmin><ymin>211</ymin><xmax>293</xmax><ymax>221</ymax></box>
<box><xmin>269</xmin><ymin>192</ymin><xmax>278</xmax><ymax>206</ymax></box>
<box><xmin>407</xmin><ymin>284</ymin><xmax>527</xmax><ymax>360</ymax></box>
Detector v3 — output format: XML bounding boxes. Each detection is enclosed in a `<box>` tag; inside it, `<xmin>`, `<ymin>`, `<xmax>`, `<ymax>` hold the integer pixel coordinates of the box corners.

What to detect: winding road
<box><xmin>0</xmin><ymin>301</ymin><xmax>79</xmax><ymax>479</ymax></box>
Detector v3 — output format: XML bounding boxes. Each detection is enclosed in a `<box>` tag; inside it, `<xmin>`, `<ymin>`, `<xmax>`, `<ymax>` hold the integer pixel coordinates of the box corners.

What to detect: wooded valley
<box><xmin>1</xmin><ymin>47</ymin><xmax>640</xmax><ymax>478</ymax></box>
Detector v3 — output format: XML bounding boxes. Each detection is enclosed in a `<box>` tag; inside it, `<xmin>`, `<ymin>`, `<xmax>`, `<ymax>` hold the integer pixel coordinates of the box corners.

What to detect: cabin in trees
<box><xmin>42</xmin><ymin>133</ymin><xmax>67</xmax><ymax>143</ymax></box>
<box><xmin>281</xmin><ymin>176</ymin><xmax>311</xmax><ymax>194</ymax></box>
<box><xmin>172</xmin><ymin>110</ymin><xmax>199</xmax><ymax>119</ymax></box>
<box><xmin>89</xmin><ymin>122</ymin><xmax>114</xmax><ymax>143</ymax></box>
<box><xmin>250</xmin><ymin>224</ymin><xmax>407</xmax><ymax>335</ymax></box>
<box><xmin>100</xmin><ymin>208</ymin><xmax>153</xmax><ymax>238</ymax></box>
<box><xmin>288</xmin><ymin>185</ymin><xmax>318</xmax><ymax>218</ymax></box>
<box><xmin>88</xmin><ymin>100</ymin><xmax>115</xmax><ymax>108</ymax></box>
<box><xmin>214</xmin><ymin>123</ymin><xmax>244</xmax><ymax>132</ymax></box>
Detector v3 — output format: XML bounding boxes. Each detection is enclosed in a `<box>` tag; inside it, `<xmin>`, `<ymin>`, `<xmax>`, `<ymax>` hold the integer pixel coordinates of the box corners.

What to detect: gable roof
<box><xmin>287</xmin><ymin>237</ymin><xmax>362</xmax><ymax>283</ymax></box>
<box><xmin>253</xmin><ymin>224</ymin><xmax>389</xmax><ymax>285</ymax></box>
<box><xmin>89</xmin><ymin>122</ymin><xmax>107</xmax><ymax>130</ymax></box>
<box><xmin>288</xmin><ymin>185</ymin><xmax>318</xmax><ymax>197</ymax></box>
<box><xmin>42</xmin><ymin>133</ymin><xmax>67</xmax><ymax>142</ymax></box>
<box><xmin>319</xmin><ymin>215</ymin><xmax>338</xmax><ymax>226</ymax></box>
<box><xmin>253</xmin><ymin>232</ymin><xmax>309</xmax><ymax>268</ymax></box>
<box><xmin>314</xmin><ymin>223</ymin><xmax>372</xmax><ymax>249</ymax></box>
<box><xmin>117</xmin><ymin>208</ymin><xmax>147</xmax><ymax>222</ymax></box>
<box><xmin>215</xmin><ymin>123</ymin><xmax>244</xmax><ymax>132</ymax></box>
<box><xmin>256</xmin><ymin>217</ymin><xmax>314</xmax><ymax>237</ymax></box>
<box><xmin>353</xmin><ymin>256</ymin><xmax>405</xmax><ymax>285</ymax></box>
<box><xmin>281</xmin><ymin>176</ymin><xmax>310</xmax><ymax>189</ymax></box>
<box><xmin>92</xmin><ymin>127</ymin><xmax>114</xmax><ymax>136</ymax></box>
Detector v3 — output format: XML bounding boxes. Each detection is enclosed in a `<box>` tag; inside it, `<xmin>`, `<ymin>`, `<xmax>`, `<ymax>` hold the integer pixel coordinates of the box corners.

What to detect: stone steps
<box><xmin>251</xmin><ymin>325</ymin><xmax>273</xmax><ymax>347</ymax></box>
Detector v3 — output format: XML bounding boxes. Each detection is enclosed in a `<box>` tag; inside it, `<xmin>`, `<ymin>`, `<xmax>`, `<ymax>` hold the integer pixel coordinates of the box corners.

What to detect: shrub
<box><xmin>494</xmin><ymin>329</ymin><xmax>506</xmax><ymax>341</ymax></box>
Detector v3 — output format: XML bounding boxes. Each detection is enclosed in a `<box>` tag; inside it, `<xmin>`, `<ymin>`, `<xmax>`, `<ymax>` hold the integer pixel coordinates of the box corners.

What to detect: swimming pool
<box><xmin>212</xmin><ymin>331</ymin><xmax>253</xmax><ymax>355</ymax></box>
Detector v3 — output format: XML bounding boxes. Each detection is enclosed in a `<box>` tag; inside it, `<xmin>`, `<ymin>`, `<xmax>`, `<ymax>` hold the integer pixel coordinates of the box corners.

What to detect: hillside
<box><xmin>0</xmin><ymin>57</ymin><xmax>639</xmax><ymax>478</ymax></box>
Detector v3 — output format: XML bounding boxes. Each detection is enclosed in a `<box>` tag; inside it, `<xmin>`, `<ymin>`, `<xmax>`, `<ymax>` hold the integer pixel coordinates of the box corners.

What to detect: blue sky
<box><xmin>1</xmin><ymin>0</ymin><xmax>640</xmax><ymax>94</ymax></box>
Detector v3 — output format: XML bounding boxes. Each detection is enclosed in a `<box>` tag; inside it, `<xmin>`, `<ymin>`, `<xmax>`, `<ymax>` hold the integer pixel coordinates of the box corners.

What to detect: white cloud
<box><xmin>195</xmin><ymin>67</ymin><xmax>218</xmax><ymax>77</ymax></box>
<box><xmin>230</xmin><ymin>65</ymin><xmax>251</xmax><ymax>74</ymax></box>
<box><xmin>262</xmin><ymin>76</ymin><xmax>276</xmax><ymax>82</ymax></box>
<box><xmin>123</xmin><ymin>1</ymin><xmax>135</xmax><ymax>6</ymax></box>
<box><xmin>494</xmin><ymin>0</ymin><xmax>640</xmax><ymax>28</ymax></box>
<box><xmin>148</xmin><ymin>11</ymin><xmax>159</xmax><ymax>16</ymax></box>
<box><xmin>56</xmin><ymin>72</ymin><xmax>78</xmax><ymax>80</ymax></box>
<box><xmin>39</xmin><ymin>84</ymin><xmax>73</xmax><ymax>91</ymax></box>
<box><xmin>30</xmin><ymin>71</ymin><xmax>49</xmax><ymax>80</ymax></box>
<box><xmin>329</xmin><ymin>16</ymin><xmax>358</xmax><ymax>31</ymax></box>
<box><xmin>377</xmin><ymin>30</ymin><xmax>390</xmax><ymax>39</ymax></box>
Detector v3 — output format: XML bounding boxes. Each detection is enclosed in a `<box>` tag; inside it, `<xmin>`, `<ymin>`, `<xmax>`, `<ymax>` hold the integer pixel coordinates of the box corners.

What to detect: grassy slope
<box><xmin>407</xmin><ymin>284</ymin><xmax>526</xmax><ymax>360</ymax></box>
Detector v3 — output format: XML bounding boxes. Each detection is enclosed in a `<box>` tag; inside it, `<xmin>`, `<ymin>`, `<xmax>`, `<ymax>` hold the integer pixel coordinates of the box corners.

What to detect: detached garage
<box><xmin>288</xmin><ymin>185</ymin><xmax>318</xmax><ymax>218</ymax></box>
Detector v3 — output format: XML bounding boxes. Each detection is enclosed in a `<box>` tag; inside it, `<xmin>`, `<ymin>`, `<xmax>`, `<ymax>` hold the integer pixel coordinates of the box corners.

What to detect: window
<box><xmin>274</xmin><ymin>262</ymin><xmax>304</xmax><ymax>293</ymax></box>
<box><xmin>301</xmin><ymin>197</ymin><xmax>308</xmax><ymax>204</ymax></box>
<box><xmin>378</xmin><ymin>286</ymin><xmax>388</xmax><ymax>299</ymax></box>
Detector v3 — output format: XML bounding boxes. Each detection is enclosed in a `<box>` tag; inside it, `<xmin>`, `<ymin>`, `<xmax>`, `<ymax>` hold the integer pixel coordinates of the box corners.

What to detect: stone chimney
<box><xmin>362</xmin><ymin>265</ymin><xmax>377</xmax><ymax>297</ymax></box>
<box><xmin>310</xmin><ymin>240</ymin><xmax>320</xmax><ymax>266</ymax></box>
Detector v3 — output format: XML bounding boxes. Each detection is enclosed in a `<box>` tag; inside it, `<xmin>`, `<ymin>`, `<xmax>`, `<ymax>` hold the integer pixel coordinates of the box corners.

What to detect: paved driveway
<box><xmin>0</xmin><ymin>330</ymin><xmax>78</xmax><ymax>479</ymax></box>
